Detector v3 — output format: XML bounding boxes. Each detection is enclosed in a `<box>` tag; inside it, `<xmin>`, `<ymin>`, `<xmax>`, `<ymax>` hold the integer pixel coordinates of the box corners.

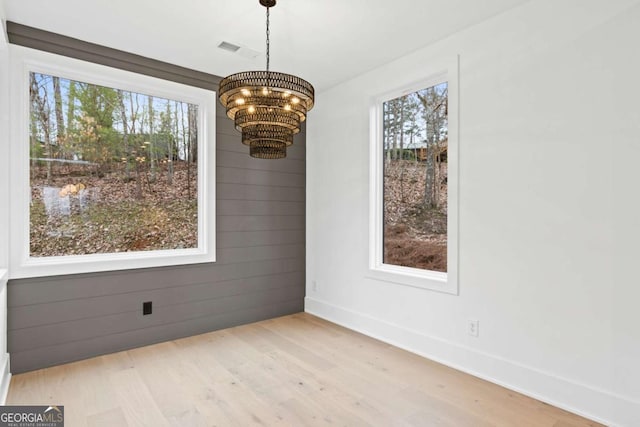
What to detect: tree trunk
<box><xmin>148</xmin><ymin>95</ymin><xmax>156</xmax><ymax>183</ymax></box>
<box><xmin>178</xmin><ymin>102</ymin><xmax>190</xmax><ymax>199</ymax></box>
<box><xmin>392</xmin><ymin>101</ymin><xmax>399</xmax><ymax>160</ymax></box>
<box><xmin>117</xmin><ymin>90</ymin><xmax>131</xmax><ymax>181</ymax></box>
<box><xmin>30</xmin><ymin>106</ymin><xmax>38</xmax><ymax>171</ymax></box>
<box><xmin>66</xmin><ymin>81</ymin><xmax>76</xmax><ymax>162</ymax></box>
<box><xmin>424</xmin><ymin>145</ymin><xmax>436</xmax><ymax>208</ymax></box>
<box><xmin>53</xmin><ymin>77</ymin><xmax>65</xmax><ymax>155</ymax></box>
<box><xmin>165</xmin><ymin>101</ymin><xmax>174</xmax><ymax>185</ymax></box>
<box><xmin>130</xmin><ymin>93</ymin><xmax>142</xmax><ymax>199</ymax></box>
<box><xmin>418</xmin><ymin>85</ymin><xmax>448</xmax><ymax>209</ymax></box>
<box><xmin>188</xmin><ymin>104</ymin><xmax>198</xmax><ymax>164</ymax></box>
<box><xmin>399</xmin><ymin>98</ymin><xmax>405</xmax><ymax>159</ymax></box>
<box><xmin>30</xmin><ymin>74</ymin><xmax>52</xmax><ymax>185</ymax></box>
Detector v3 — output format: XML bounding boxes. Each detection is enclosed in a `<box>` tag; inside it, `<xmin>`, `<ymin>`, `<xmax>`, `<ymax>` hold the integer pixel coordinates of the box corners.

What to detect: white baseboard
<box><xmin>305</xmin><ymin>296</ymin><xmax>639</xmax><ymax>427</ymax></box>
<box><xmin>0</xmin><ymin>353</ymin><xmax>10</xmax><ymax>404</ymax></box>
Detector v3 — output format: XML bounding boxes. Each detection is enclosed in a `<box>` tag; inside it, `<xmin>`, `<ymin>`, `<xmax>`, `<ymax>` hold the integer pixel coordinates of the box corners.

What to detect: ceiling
<box><xmin>2</xmin><ymin>0</ymin><xmax>529</xmax><ymax>92</ymax></box>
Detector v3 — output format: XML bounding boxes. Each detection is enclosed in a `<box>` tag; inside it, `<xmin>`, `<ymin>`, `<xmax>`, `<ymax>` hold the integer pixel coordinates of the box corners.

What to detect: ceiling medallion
<box><xmin>218</xmin><ymin>0</ymin><xmax>314</xmax><ymax>159</ymax></box>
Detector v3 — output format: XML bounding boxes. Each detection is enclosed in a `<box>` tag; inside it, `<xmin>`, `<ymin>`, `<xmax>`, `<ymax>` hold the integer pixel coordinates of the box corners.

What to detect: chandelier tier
<box><xmin>218</xmin><ymin>0</ymin><xmax>314</xmax><ymax>159</ymax></box>
<box><xmin>249</xmin><ymin>140</ymin><xmax>287</xmax><ymax>159</ymax></box>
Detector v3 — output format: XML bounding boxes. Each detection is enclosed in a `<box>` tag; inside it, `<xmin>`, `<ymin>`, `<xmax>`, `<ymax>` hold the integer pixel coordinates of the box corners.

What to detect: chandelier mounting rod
<box><xmin>260</xmin><ymin>0</ymin><xmax>276</xmax><ymax>72</ymax></box>
<box><xmin>265</xmin><ymin>5</ymin><xmax>270</xmax><ymax>72</ymax></box>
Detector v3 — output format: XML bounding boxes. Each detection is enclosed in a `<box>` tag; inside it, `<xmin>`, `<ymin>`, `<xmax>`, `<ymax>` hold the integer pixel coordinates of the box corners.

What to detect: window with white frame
<box><xmin>9</xmin><ymin>46</ymin><xmax>216</xmax><ymax>279</ymax></box>
<box><xmin>369</xmin><ymin>60</ymin><xmax>458</xmax><ymax>294</ymax></box>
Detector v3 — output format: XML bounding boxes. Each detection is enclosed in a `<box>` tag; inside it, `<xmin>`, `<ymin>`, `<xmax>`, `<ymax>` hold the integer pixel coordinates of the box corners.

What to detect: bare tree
<box><xmin>163</xmin><ymin>101</ymin><xmax>174</xmax><ymax>184</ymax></box>
<box><xmin>130</xmin><ymin>92</ymin><xmax>143</xmax><ymax>199</ymax></box>
<box><xmin>188</xmin><ymin>104</ymin><xmax>198</xmax><ymax>164</ymax></box>
<box><xmin>178</xmin><ymin>101</ymin><xmax>189</xmax><ymax>198</ymax></box>
<box><xmin>116</xmin><ymin>90</ymin><xmax>132</xmax><ymax>181</ymax></box>
<box><xmin>147</xmin><ymin>95</ymin><xmax>156</xmax><ymax>183</ymax></box>
<box><xmin>417</xmin><ymin>84</ymin><xmax>448</xmax><ymax>208</ymax></box>
<box><xmin>187</xmin><ymin>105</ymin><xmax>197</xmax><ymax>199</ymax></box>
<box><xmin>65</xmin><ymin>81</ymin><xmax>77</xmax><ymax>158</ymax></box>
<box><xmin>30</xmin><ymin>73</ymin><xmax>53</xmax><ymax>184</ymax></box>
<box><xmin>53</xmin><ymin>76</ymin><xmax>65</xmax><ymax>154</ymax></box>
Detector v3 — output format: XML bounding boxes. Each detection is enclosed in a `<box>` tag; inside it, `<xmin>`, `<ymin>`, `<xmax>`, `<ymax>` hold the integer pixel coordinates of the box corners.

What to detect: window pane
<box><xmin>382</xmin><ymin>82</ymin><xmax>448</xmax><ymax>272</ymax></box>
<box><xmin>29</xmin><ymin>72</ymin><xmax>199</xmax><ymax>257</ymax></box>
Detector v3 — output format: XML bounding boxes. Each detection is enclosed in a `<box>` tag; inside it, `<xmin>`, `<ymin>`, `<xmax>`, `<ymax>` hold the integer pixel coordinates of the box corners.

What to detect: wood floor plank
<box><xmin>87</xmin><ymin>407</ymin><xmax>129</xmax><ymax>427</ymax></box>
<box><xmin>6</xmin><ymin>313</ymin><xmax>604</xmax><ymax>427</ymax></box>
<box><xmin>109</xmin><ymin>368</ymin><xmax>170</xmax><ymax>427</ymax></box>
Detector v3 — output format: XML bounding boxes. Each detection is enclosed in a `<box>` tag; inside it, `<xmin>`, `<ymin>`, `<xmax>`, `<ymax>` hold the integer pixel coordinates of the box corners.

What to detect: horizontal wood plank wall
<box><xmin>6</xmin><ymin>23</ymin><xmax>306</xmax><ymax>373</ymax></box>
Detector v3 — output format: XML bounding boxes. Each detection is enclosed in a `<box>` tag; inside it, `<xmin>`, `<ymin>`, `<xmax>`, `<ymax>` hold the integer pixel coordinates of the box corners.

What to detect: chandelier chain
<box><xmin>266</xmin><ymin>6</ymin><xmax>270</xmax><ymax>72</ymax></box>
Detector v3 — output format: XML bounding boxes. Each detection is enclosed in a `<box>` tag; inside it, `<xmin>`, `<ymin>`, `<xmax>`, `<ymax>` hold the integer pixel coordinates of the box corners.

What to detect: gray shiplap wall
<box><xmin>6</xmin><ymin>23</ymin><xmax>306</xmax><ymax>373</ymax></box>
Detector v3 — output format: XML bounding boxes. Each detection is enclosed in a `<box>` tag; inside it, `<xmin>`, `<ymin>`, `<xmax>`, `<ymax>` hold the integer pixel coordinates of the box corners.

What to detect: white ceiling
<box><xmin>3</xmin><ymin>0</ymin><xmax>529</xmax><ymax>91</ymax></box>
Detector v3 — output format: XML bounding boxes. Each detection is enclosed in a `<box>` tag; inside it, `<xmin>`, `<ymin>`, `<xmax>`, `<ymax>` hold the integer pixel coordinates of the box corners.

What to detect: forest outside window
<box><xmin>369</xmin><ymin>61</ymin><xmax>458</xmax><ymax>294</ymax></box>
<box><xmin>9</xmin><ymin>46</ymin><xmax>216</xmax><ymax>278</ymax></box>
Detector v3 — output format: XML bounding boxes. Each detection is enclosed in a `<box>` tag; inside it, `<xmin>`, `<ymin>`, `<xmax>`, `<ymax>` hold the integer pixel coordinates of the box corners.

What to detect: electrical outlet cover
<box><xmin>468</xmin><ymin>319</ymin><xmax>479</xmax><ymax>337</ymax></box>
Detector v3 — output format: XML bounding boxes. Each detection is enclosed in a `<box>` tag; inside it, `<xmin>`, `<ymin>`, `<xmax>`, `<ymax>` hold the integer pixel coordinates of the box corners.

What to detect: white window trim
<box><xmin>368</xmin><ymin>56</ymin><xmax>459</xmax><ymax>295</ymax></box>
<box><xmin>9</xmin><ymin>45</ymin><xmax>216</xmax><ymax>279</ymax></box>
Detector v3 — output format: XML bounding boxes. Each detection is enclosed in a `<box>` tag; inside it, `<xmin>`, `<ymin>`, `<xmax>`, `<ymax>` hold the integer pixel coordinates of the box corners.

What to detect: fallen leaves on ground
<box><xmin>30</xmin><ymin>162</ymin><xmax>198</xmax><ymax>257</ymax></box>
<box><xmin>384</xmin><ymin>160</ymin><xmax>447</xmax><ymax>272</ymax></box>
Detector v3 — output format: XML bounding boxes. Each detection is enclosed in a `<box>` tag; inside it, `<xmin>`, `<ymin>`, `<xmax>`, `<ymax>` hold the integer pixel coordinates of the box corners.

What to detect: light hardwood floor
<box><xmin>7</xmin><ymin>313</ymin><xmax>603</xmax><ymax>427</ymax></box>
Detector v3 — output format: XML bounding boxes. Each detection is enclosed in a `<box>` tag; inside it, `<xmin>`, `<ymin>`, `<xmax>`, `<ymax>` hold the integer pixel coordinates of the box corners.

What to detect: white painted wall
<box><xmin>0</xmin><ymin>0</ymin><xmax>8</xmax><ymax>270</ymax></box>
<box><xmin>0</xmin><ymin>1</ymin><xmax>12</xmax><ymax>402</ymax></box>
<box><xmin>306</xmin><ymin>0</ymin><xmax>640</xmax><ymax>425</ymax></box>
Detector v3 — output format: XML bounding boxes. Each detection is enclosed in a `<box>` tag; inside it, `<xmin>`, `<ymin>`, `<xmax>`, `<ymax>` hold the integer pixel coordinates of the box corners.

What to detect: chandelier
<box><xmin>218</xmin><ymin>0</ymin><xmax>314</xmax><ymax>159</ymax></box>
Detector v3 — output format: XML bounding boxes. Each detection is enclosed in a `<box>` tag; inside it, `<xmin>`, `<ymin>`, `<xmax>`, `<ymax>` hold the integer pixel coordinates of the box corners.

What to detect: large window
<box><xmin>369</xmin><ymin>60</ymin><xmax>458</xmax><ymax>294</ymax></box>
<box><xmin>383</xmin><ymin>81</ymin><xmax>449</xmax><ymax>272</ymax></box>
<box><xmin>10</xmin><ymin>46</ymin><xmax>216</xmax><ymax>278</ymax></box>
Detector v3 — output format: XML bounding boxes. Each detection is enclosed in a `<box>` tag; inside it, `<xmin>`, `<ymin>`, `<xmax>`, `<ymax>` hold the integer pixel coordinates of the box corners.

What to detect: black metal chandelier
<box><xmin>218</xmin><ymin>0</ymin><xmax>314</xmax><ymax>159</ymax></box>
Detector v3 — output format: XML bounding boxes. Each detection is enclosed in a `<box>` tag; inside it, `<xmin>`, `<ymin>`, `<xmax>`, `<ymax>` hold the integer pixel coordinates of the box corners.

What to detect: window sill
<box><xmin>367</xmin><ymin>264</ymin><xmax>457</xmax><ymax>295</ymax></box>
<box><xmin>10</xmin><ymin>249</ymin><xmax>214</xmax><ymax>280</ymax></box>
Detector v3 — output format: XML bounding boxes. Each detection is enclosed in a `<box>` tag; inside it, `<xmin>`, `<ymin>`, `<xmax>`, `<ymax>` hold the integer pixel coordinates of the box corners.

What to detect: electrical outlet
<box><xmin>468</xmin><ymin>319</ymin><xmax>479</xmax><ymax>337</ymax></box>
<box><xmin>143</xmin><ymin>301</ymin><xmax>152</xmax><ymax>315</ymax></box>
<box><xmin>312</xmin><ymin>280</ymin><xmax>317</xmax><ymax>292</ymax></box>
